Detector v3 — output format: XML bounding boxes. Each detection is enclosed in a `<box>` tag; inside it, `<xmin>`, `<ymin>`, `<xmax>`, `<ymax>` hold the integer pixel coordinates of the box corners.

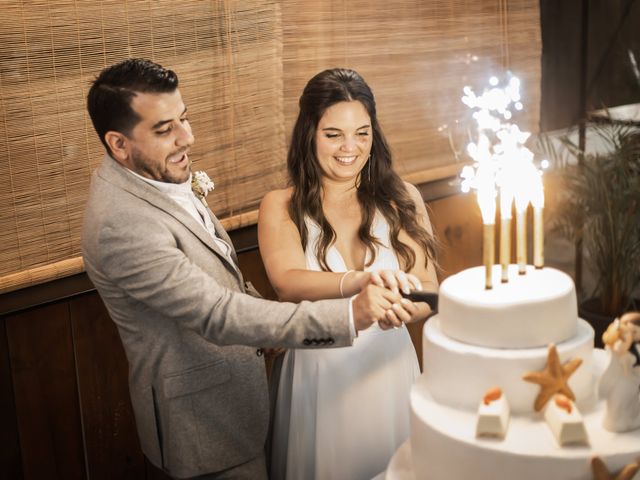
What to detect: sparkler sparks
<box><xmin>459</xmin><ymin>73</ymin><xmax>546</xmax><ymax>286</ymax></box>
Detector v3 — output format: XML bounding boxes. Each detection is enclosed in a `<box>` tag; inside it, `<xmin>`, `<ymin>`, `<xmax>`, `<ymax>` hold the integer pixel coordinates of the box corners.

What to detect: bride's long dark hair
<box><xmin>287</xmin><ymin>68</ymin><xmax>437</xmax><ymax>272</ymax></box>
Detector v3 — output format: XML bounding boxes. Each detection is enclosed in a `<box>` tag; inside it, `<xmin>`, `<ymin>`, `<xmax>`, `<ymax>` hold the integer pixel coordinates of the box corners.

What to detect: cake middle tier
<box><xmin>423</xmin><ymin>317</ymin><xmax>595</xmax><ymax>413</ymax></box>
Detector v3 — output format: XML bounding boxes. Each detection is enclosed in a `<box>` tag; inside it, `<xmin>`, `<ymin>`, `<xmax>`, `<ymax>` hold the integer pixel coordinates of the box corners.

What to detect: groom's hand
<box><xmin>382</xmin><ymin>298</ymin><xmax>432</xmax><ymax>326</ymax></box>
<box><xmin>352</xmin><ymin>284</ymin><xmax>403</xmax><ymax>331</ymax></box>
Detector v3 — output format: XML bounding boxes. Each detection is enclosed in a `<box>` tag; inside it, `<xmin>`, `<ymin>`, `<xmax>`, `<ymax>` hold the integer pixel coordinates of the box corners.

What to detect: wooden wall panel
<box><xmin>5</xmin><ymin>302</ymin><xmax>86</xmax><ymax>480</ymax></box>
<box><xmin>70</xmin><ymin>293</ymin><xmax>146</xmax><ymax>480</ymax></box>
<box><xmin>237</xmin><ymin>249</ymin><xmax>278</xmax><ymax>301</ymax></box>
<box><xmin>430</xmin><ymin>192</ymin><xmax>484</xmax><ymax>280</ymax></box>
<box><xmin>0</xmin><ymin>318</ymin><xmax>23</xmax><ymax>479</ymax></box>
<box><xmin>144</xmin><ymin>459</ymin><xmax>173</xmax><ymax>480</ymax></box>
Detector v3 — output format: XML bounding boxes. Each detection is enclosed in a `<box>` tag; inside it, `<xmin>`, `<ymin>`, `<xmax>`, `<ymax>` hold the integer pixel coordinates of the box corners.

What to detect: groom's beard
<box><xmin>131</xmin><ymin>146</ymin><xmax>192</xmax><ymax>184</ymax></box>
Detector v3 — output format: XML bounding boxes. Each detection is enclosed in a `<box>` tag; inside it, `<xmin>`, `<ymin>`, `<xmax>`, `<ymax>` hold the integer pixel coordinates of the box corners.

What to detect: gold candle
<box><xmin>475</xmin><ymin>160</ymin><xmax>497</xmax><ymax>290</ymax></box>
<box><xmin>499</xmin><ymin>188</ymin><xmax>513</xmax><ymax>283</ymax></box>
<box><xmin>500</xmin><ymin>217</ymin><xmax>511</xmax><ymax>282</ymax></box>
<box><xmin>532</xmin><ymin>178</ymin><xmax>545</xmax><ymax>269</ymax></box>
<box><xmin>484</xmin><ymin>222</ymin><xmax>495</xmax><ymax>289</ymax></box>
<box><xmin>516</xmin><ymin>207</ymin><xmax>527</xmax><ymax>275</ymax></box>
<box><xmin>534</xmin><ymin>206</ymin><xmax>544</xmax><ymax>268</ymax></box>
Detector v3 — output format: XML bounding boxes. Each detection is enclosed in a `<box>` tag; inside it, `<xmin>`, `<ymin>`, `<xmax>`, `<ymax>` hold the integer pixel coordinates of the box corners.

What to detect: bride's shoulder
<box><xmin>402</xmin><ymin>181</ymin><xmax>421</xmax><ymax>201</ymax></box>
<box><xmin>400</xmin><ymin>181</ymin><xmax>431</xmax><ymax>224</ymax></box>
<box><xmin>260</xmin><ymin>187</ymin><xmax>293</xmax><ymax>217</ymax></box>
<box><xmin>401</xmin><ymin>181</ymin><xmax>426</xmax><ymax>206</ymax></box>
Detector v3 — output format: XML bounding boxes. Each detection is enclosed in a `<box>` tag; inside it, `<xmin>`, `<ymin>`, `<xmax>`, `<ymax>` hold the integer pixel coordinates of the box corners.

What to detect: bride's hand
<box><xmin>368</xmin><ymin>269</ymin><xmax>422</xmax><ymax>295</ymax></box>
<box><xmin>341</xmin><ymin>270</ymin><xmax>421</xmax><ymax>298</ymax></box>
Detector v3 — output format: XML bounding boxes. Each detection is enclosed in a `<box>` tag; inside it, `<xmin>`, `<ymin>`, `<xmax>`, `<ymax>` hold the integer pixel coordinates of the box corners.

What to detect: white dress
<box><xmin>270</xmin><ymin>212</ymin><xmax>420</xmax><ymax>480</ymax></box>
<box><xmin>598</xmin><ymin>346</ymin><xmax>640</xmax><ymax>432</ymax></box>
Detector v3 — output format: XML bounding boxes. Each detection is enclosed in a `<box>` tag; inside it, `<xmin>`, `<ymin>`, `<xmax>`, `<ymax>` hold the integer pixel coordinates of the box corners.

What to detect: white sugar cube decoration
<box><xmin>543</xmin><ymin>396</ymin><xmax>589</xmax><ymax>446</ymax></box>
<box><xmin>476</xmin><ymin>393</ymin><xmax>510</xmax><ymax>438</ymax></box>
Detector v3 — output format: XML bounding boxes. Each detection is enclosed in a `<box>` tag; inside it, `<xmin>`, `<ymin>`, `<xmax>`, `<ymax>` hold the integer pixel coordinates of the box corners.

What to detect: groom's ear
<box><xmin>105</xmin><ymin>131</ymin><xmax>130</xmax><ymax>163</ymax></box>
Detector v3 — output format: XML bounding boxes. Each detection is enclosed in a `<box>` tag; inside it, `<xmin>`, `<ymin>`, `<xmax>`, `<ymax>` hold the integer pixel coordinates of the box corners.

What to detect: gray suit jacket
<box><xmin>82</xmin><ymin>155</ymin><xmax>352</xmax><ymax>478</ymax></box>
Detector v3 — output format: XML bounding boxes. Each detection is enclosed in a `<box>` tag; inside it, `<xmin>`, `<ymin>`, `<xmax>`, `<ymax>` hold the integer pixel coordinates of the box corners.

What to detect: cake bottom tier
<box><xmin>405</xmin><ymin>350</ymin><xmax>640</xmax><ymax>480</ymax></box>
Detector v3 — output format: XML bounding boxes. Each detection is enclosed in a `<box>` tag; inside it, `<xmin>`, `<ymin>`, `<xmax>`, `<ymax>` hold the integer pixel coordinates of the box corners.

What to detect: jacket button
<box><xmin>256</xmin><ymin>348</ymin><xmax>264</xmax><ymax>356</ymax></box>
<box><xmin>303</xmin><ymin>339</ymin><xmax>311</xmax><ymax>346</ymax></box>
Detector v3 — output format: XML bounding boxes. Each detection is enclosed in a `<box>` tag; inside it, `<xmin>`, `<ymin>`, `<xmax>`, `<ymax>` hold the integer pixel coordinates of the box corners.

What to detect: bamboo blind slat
<box><xmin>0</xmin><ymin>257</ymin><xmax>85</xmax><ymax>295</ymax></box>
<box><xmin>0</xmin><ymin>0</ymin><xmax>540</xmax><ymax>294</ymax></box>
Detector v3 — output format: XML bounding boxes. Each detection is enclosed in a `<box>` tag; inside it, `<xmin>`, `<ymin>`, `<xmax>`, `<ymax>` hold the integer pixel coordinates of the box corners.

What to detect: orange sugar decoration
<box><xmin>554</xmin><ymin>394</ymin><xmax>572</xmax><ymax>414</ymax></box>
<box><xmin>483</xmin><ymin>387</ymin><xmax>503</xmax><ymax>405</ymax></box>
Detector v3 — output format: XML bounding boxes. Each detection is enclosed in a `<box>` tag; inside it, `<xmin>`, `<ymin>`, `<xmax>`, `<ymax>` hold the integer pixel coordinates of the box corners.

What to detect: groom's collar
<box><xmin>128</xmin><ymin>168</ymin><xmax>194</xmax><ymax>197</ymax></box>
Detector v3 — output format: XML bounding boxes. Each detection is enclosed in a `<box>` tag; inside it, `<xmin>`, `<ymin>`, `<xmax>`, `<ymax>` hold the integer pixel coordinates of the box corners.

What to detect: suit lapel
<box><xmin>98</xmin><ymin>155</ymin><xmax>240</xmax><ymax>274</ymax></box>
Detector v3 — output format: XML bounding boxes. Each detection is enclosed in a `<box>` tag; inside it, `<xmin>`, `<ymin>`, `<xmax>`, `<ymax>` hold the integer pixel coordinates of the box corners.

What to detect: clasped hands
<box><xmin>350</xmin><ymin>270</ymin><xmax>432</xmax><ymax>331</ymax></box>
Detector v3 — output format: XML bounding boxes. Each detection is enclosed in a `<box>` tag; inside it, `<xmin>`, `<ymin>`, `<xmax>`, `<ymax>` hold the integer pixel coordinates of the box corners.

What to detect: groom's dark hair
<box><xmin>87</xmin><ymin>58</ymin><xmax>179</xmax><ymax>154</ymax></box>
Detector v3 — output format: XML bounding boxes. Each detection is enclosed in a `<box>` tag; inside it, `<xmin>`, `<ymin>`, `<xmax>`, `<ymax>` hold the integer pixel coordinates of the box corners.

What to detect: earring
<box><xmin>368</xmin><ymin>154</ymin><xmax>372</xmax><ymax>184</ymax></box>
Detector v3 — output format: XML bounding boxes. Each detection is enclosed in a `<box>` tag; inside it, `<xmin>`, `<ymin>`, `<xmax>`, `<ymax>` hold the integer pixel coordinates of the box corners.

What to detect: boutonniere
<box><xmin>191</xmin><ymin>171</ymin><xmax>215</xmax><ymax>201</ymax></box>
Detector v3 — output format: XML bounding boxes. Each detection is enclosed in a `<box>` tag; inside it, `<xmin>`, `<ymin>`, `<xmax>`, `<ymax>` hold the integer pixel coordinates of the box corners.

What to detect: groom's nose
<box><xmin>176</xmin><ymin>122</ymin><xmax>194</xmax><ymax>147</ymax></box>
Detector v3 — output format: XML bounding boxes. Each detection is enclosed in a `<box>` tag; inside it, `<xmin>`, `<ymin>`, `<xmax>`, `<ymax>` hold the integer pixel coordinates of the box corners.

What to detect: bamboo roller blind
<box><xmin>0</xmin><ymin>0</ymin><xmax>540</xmax><ymax>293</ymax></box>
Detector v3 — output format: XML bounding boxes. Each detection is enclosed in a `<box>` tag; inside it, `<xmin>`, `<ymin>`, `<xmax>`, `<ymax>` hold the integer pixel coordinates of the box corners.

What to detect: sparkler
<box><xmin>459</xmin><ymin>74</ymin><xmax>545</xmax><ymax>287</ymax></box>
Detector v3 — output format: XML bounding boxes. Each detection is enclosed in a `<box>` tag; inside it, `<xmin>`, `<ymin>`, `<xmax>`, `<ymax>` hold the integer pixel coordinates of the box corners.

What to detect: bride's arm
<box><xmin>258</xmin><ymin>189</ymin><xmax>373</xmax><ymax>302</ymax></box>
<box><xmin>402</xmin><ymin>181</ymin><xmax>439</xmax><ymax>291</ymax></box>
<box><xmin>386</xmin><ymin>182</ymin><xmax>440</xmax><ymax>323</ymax></box>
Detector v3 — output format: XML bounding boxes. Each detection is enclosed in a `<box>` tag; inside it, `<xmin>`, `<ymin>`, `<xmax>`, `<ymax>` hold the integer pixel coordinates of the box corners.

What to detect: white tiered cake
<box><xmin>386</xmin><ymin>265</ymin><xmax>640</xmax><ymax>480</ymax></box>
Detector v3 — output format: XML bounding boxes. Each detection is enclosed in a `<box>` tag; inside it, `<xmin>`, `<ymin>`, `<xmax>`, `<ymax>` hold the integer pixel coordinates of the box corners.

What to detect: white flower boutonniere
<box><xmin>191</xmin><ymin>171</ymin><xmax>215</xmax><ymax>201</ymax></box>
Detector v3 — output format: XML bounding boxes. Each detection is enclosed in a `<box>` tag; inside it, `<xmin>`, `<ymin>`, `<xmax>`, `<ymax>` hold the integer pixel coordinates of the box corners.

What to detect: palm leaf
<box><xmin>548</xmin><ymin>123</ymin><xmax>640</xmax><ymax>316</ymax></box>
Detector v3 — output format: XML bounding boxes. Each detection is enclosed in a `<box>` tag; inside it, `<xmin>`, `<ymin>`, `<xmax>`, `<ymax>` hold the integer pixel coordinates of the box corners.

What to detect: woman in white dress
<box><xmin>258</xmin><ymin>68</ymin><xmax>438</xmax><ymax>480</ymax></box>
<box><xmin>599</xmin><ymin>312</ymin><xmax>640</xmax><ymax>432</ymax></box>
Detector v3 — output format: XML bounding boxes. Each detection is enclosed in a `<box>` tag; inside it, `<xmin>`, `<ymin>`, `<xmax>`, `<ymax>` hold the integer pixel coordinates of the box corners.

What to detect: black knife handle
<box><xmin>401</xmin><ymin>290</ymin><xmax>438</xmax><ymax>311</ymax></box>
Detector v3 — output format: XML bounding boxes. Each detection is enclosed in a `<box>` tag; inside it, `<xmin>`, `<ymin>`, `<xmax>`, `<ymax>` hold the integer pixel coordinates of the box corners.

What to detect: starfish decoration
<box><xmin>522</xmin><ymin>343</ymin><xmax>583</xmax><ymax>412</ymax></box>
<box><xmin>591</xmin><ymin>456</ymin><xmax>639</xmax><ymax>480</ymax></box>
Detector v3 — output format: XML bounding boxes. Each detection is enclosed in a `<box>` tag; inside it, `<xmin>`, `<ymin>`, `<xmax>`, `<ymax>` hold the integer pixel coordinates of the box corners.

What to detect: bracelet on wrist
<box><xmin>339</xmin><ymin>269</ymin><xmax>355</xmax><ymax>298</ymax></box>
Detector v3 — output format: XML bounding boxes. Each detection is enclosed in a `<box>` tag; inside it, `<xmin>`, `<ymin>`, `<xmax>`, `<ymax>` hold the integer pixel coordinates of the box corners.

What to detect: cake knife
<box><xmin>401</xmin><ymin>290</ymin><xmax>438</xmax><ymax>314</ymax></box>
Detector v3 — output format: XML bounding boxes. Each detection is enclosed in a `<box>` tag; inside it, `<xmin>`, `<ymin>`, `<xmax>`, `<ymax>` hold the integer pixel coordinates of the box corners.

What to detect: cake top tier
<box><xmin>438</xmin><ymin>265</ymin><xmax>578</xmax><ymax>348</ymax></box>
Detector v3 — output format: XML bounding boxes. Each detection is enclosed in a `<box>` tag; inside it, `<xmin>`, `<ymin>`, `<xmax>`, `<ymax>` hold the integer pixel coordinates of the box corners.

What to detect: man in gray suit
<box><xmin>82</xmin><ymin>58</ymin><xmax>411</xmax><ymax>479</ymax></box>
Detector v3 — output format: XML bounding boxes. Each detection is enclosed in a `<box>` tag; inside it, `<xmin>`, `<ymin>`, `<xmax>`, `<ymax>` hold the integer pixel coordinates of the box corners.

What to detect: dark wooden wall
<box><xmin>0</xmin><ymin>185</ymin><xmax>480</xmax><ymax>480</ymax></box>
